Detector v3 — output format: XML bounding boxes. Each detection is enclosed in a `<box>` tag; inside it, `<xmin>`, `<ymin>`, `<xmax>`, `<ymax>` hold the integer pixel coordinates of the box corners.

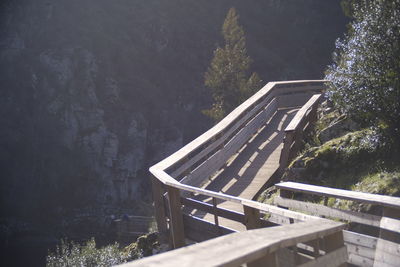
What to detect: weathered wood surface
<box><xmin>151</xmin><ymin>81</ymin><xmax>325</xmax><ymax>181</ymax></box>
<box><xmin>297</xmin><ymin>246</ymin><xmax>348</xmax><ymax>267</ymax></box>
<box><xmin>276</xmin><ymin>182</ymin><xmax>400</xmax><ymax>209</ymax></box>
<box><xmin>187</xmin><ymin>109</ymin><xmax>300</xmax><ymax>231</ymax></box>
<box><xmin>118</xmin><ymin>221</ymin><xmax>345</xmax><ymax>267</ymax></box>
<box><xmin>274</xmin><ymin>196</ymin><xmax>382</xmax><ymax>227</ymax></box>
<box><xmin>284</xmin><ymin>94</ymin><xmax>322</xmax><ymax>132</ymax></box>
<box><xmin>167</xmin><ymin>186</ymin><xmax>185</xmax><ymax>248</ymax></box>
<box><xmin>276</xmin><ymin>182</ymin><xmax>400</xmax><ymax>266</ymax></box>
<box><xmin>279</xmin><ymin>94</ymin><xmax>321</xmax><ymax>168</ymax></box>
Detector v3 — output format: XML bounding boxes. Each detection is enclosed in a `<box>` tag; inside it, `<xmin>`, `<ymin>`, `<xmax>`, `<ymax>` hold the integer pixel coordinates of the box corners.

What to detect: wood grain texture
<box><xmin>276</xmin><ymin>182</ymin><xmax>400</xmax><ymax>209</ymax></box>
<box><xmin>118</xmin><ymin>220</ymin><xmax>344</xmax><ymax>267</ymax></box>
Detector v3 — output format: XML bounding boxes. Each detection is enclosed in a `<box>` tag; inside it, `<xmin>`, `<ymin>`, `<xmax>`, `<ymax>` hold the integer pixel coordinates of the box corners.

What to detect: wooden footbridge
<box><xmin>120</xmin><ymin>81</ymin><xmax>400</xmax><ymax>267</ymax></box>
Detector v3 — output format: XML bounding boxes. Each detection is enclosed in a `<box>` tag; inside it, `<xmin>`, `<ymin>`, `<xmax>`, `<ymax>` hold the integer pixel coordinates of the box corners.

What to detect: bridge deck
<box><xmin>186</xmin><ymin>108</ymin><xmax>299</xmax><ymax>231</ymax></box>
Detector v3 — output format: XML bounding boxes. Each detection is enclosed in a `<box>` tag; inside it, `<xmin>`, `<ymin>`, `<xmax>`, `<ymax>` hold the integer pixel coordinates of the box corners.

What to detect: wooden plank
<box><xmin>182</xmin><ymin>214</ymin><xmax>235</xmax><ymax>242</ymax></box>
<box><xmin>167</xmin><ymin>186</ymin><xmax>185</xmax><ymax>248</ymax></box>
<box><xmin>343</xmin><ymin>231</ymin><xmax>378</xmax><ymax>249</ymax></box>
<box><xmin>181</xmin><ymin>197</ymin><xmax>245</xmax><ymax>223</ymax></box>
<box><xmin>375</xmin><ymin>236</ymin><xmax>400</xmax><ymax>266</ymax></box>
<box><xmin>151</xmin><ymin>81</ymin><xmax>325</xmax><ymax>180</ymax></box>
<box><xmin>380</xmin><ymin>207</ymin><xmax>400</xmax><ymax>243</ymax></box>
<box><xmin>375</xmin><ymin>238</ymin><xmax>400</xmax><ymax>256</ymax></box>
<box><xmin>297</xmin><ymin>246</ymin><xmax>348</xmax><ymax>267</ymax></box>
<box><xmin>170</xmin><ymin>98</ymin><xmax>277</xmax><ymax>179</ymax></box>
<box><xmin>374</xmin><ymin>248</ymin><xmax>400</xmax><ymax>267</ymax></box>
<box><xmin>276</xmin><ymin>248</ymin><xmax>296</xmax><ymax>267</ymax></box>
<box><xmin>323</xmin><ymin>231</ymin><xmax>346</xmax><ymax>267</ymax></box>
<box><xmin>380</xmin><ymin>216</ymin><xmax>400</xmax><ymax>233</ymax></box>
<box><xmin>279</xmin><ymin>130</ymin><xmax>295</xmax><ymax>168</ymax></box>
<box><xmin>150</xmin><ymin>175</ymin><xmax>168</xmax><ymax>243</ymax></box>
<box><xmin>181</xmin><ymin>102</ymin><xmax>276</xmax><ymax>188</ymax></box>
<box><xmin>276</xmin><ymin>182</ymin><xmax>400</xmax><ymax>209</ymax></box>
<box><xmin>285</xmin><ymin>94</ymin><xmax>322</xmax><ymax>132</ymax></box>
<box><xmin>118</xmin><ymin>220</ymin><xmax>343</xmax><ymax>267</ymax></box>
<box><xmin>248</xmin><ymin>252</ymin><xmax>278</xmax><ymax>267</ymax></box>
<box><xmin>274</xmin><ymin>196</ymin><xmax>382</xmax><ymax>227</ymax></box>
<box><xmin>243</xmin><ymin>205</ymin><xmax>262</xmax><ymax>230</ymax></box>
<box><xmin>347</xmin><ymin>252</ymin><xmax>374</xmax><ymax>267</ymax></box>
<box><xmin>242</xmin><ymin>198</ymin><xmax>322</xmax><ymax>223</ymax></box>
<box><xmin>346</xmin><ymin>243</ymin><xmax>375</xmax><ymax>260</ymax></box>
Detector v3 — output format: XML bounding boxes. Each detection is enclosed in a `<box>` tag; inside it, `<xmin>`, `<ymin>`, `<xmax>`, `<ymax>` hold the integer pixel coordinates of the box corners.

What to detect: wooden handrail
<box><xmin>279</xmin><ymin>94</ymin><xmax>322</xmax><ymax>168</ymax></box>
<box><xmin>275</xmin><ymin>181</ymin><xmax>400</xmax><ymax>266</ymax></box>
<box><xmin>149</xmin><ymin>80</ymin><xmax>327</xmax><ymax>249</ymax></box>
<box><xmin>276</xmin><ymin>182</ymin><xmax>400</xmax><ymax>209</ymax></box>
<box><xmin>119</xmin><ymin>220</ymin><xmax>347</xmax><ymax>267</ymax></box>
<box><xmin>152</xmin><ymin>80</ymin><xmax>325</xmax><ymax>180</ymax></box>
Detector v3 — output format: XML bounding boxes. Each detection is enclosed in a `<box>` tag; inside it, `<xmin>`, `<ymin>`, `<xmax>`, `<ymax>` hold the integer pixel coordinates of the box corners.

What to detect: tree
<box><xmin>204</xmin><ymin>7</ymin><xmax>262</xmax><ymax>121</ymax></box>
<box><xmin>325</xmin><ymin>0</ymin><xmax>400</xmax><ymax>131</ymax></box>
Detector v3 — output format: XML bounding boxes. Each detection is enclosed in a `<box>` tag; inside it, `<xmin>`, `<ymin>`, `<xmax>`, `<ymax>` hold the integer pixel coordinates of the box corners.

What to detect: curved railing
<box><xmin>120</xmin><ymin>80</ymin><xmax>400</xmax><ymax>267</ymax></box>
<box><xmin>149</xmin><ymin>80</ymin><xmax>327</xmax><ymax>248</ymax></box>
<box><xmin>118</xmin><ymin>80</ymin><xmax>352</xmax><ymax>266</ymax></box>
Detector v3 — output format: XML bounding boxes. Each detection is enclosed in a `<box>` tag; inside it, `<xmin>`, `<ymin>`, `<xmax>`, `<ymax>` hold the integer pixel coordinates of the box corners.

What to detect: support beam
<box><xmin>248</xmin><ymin>252</ymin><xmax>278</xmax><ymax>267</ymax></box>
<box><xmin>323</xmin><ymin>231</ymin><xmax>347</xmax><ymax>267</ymax></box>
<box><xmin>151</xmin><ymin>175</ymin><xmax>168</xmax><ymax>243</ymax></box>
<box><xmin>244</xmin><ymin>205</ymin><xmax>262</xmax><ymax>230</ymax></box>
<box><xmin>379</xmin><ymin>207</ymin><xmax>400</xmax><ymax>243</ymax></box>
<box><xmin>167</xmin><ymin>186</ymin><xmax>186</xmax><ymax>248</ymax></box>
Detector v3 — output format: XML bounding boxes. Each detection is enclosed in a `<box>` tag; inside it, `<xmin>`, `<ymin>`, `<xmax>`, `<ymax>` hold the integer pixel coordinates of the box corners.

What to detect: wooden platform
<box><xmin>186</xmin><ymin>108</ymin><xmax>299</xmax><ymax>231</ymax></box>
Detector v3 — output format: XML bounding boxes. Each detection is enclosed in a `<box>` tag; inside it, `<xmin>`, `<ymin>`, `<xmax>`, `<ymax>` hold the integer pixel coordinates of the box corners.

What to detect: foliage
<box><xmin>285</xmin><ymin>122</ymin><xmax>399</xmax><ymax>188</ymax></box>
<box><xmin>204</xmin><ymin>7</ymin><xmax>262</xmax><ymax>121</ymax></box>
<box><xmin>325</xmin><ymin>0</ymin><xmax>400</xmax><ymax>131</ymax></box>
<box><xmin>46</xmin><ymin>238</ymin><xmax>133</xmax><ymax>267</ymax></box>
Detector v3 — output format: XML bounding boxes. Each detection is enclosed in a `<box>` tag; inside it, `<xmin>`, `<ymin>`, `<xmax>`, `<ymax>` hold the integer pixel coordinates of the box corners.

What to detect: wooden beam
<box><xmin>181</xmin><ymin>197</ymin><xmax>245</xmax><ymax>223</ymax></box>
<box><xmin>279</xmin><ymin>130</ymin><xmax>295</xmax><ymax>168</ymax></box>
<box><xmin>323</xmin><ymin>231</ymin><xmax>347</xmax><ymax>267</ymax></box>
<box><xmin>248</xmin><ymin>252</ymin><xmax>278</xmax><ymax>267</ymax></box>
<box><xmin>244</xmin><ymin>205</ymin><xmax>262</xmax><ymax>230</ymax></box>
<box><xmin>297</xmin><ymin>246</ymin><xmax>348</xmax><ymax>267</ymax></box>
<box><xmin>276</xmin><ymin>182</ymin><xmax>400</xmax><ymax>209</ymax></box>
<box><xmin>150</xmin><ymin>175</ymin><xmax>168</xmax><ymax>243</ymax></box>
<box><xmin>379</xmin><ymin>207</ymin><xmax>400</xmax><ymax>243</ymax></box>
<box><xmin>274</xmin><ymin>196</ymin><xmax>382</xmax><ymax>227</ymax></box>
<box><xmin>117</xmin><ymin>220</ymin><xmax>344</xmax><ymax>267</ymax></box>
<box><xmin>167</xmin><ymin>186</ymin><xmax>185</xmax><ymax>248</ymax></box>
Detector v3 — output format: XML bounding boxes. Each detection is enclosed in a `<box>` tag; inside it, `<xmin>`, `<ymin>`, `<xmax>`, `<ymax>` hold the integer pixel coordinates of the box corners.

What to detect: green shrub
<box><xmin>325</xmin><ymin>0</ymin><xmax>400</xmax><ymax>131</ymax></box>
<box><xmin>46</xmin><ymin>238</ymin><xmax>133</xmax><ymax>267</ymax></box>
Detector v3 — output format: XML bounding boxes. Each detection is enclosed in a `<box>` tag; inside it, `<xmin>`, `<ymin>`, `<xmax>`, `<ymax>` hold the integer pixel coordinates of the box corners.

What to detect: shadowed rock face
<box><xmin>0</xmin><ymin>0</ymin><xmax>347</xmax><ymax>264</ymax></box>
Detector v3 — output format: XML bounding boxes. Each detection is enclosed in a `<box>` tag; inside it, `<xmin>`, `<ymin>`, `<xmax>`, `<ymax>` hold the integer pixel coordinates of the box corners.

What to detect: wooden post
<box><xmin>248</xmin><ymin>252</ymin><xmax>278</xmax><ymax>267</ymax></box>
<box><xmin>309</xmin><ymin>104</ymin><xmax>319</xmax><ymax>125</ymax></box>
<box><xmin>212</xmin><ymin>197</ymin><xmax>221</xmax><ymax>235</ymax></box>
<box><xmin>167</xmin><ymin>186</ymin><xmax>186</xmax><ymax>249</ymax></box>
<box><xmin>279</xmin><ymin>131</ymin><xmax>294</xmax><ymax>167</ymax></box>
<box><xmin>323</xmin><ymin>231</ymin><xmax>347</xmax><ymax>267</ymax></box>
<box><xmin>243</xmin><ymin>205</ymin><xmax>262</xmax><ymax>230</ymax></box>
<box><xmin>379</xmin><ymin>207</ymin><xmax>400</xmax><ymax>243</ymax></box>
<box><xmin>244</xmin><ymin>204</ymin><xmax>276</xmax><ymax>267</ymax></box>
<box><xmin>277</xmin><ymin>189</ymin><xmax>295</xmax><ymax>224</ymax></box>
<box><xmin>150</xmin><ymin>175</ymin><xmax>168</xmax><ymax>243</ymax></box>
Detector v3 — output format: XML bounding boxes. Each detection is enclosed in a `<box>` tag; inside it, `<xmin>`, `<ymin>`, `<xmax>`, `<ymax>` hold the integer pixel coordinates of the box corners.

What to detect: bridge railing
<box><xmin>275</xmin><ymin>181</ymin><xmax>400</xmax><ymax>266</ymax></box>
<box><xmin>279</xmin><ymin>93</ymin><xmax>322</xmax><ymax>170</ymax></box>
<box><xmin>149</xmin><ymin>80</ymin><xmax>326</xmax><ymax>248</ymax></box>
<box><xmin>120</xmin><ymin>220</ymin><xmax>347</xmax><ymax>267</ymax></box>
